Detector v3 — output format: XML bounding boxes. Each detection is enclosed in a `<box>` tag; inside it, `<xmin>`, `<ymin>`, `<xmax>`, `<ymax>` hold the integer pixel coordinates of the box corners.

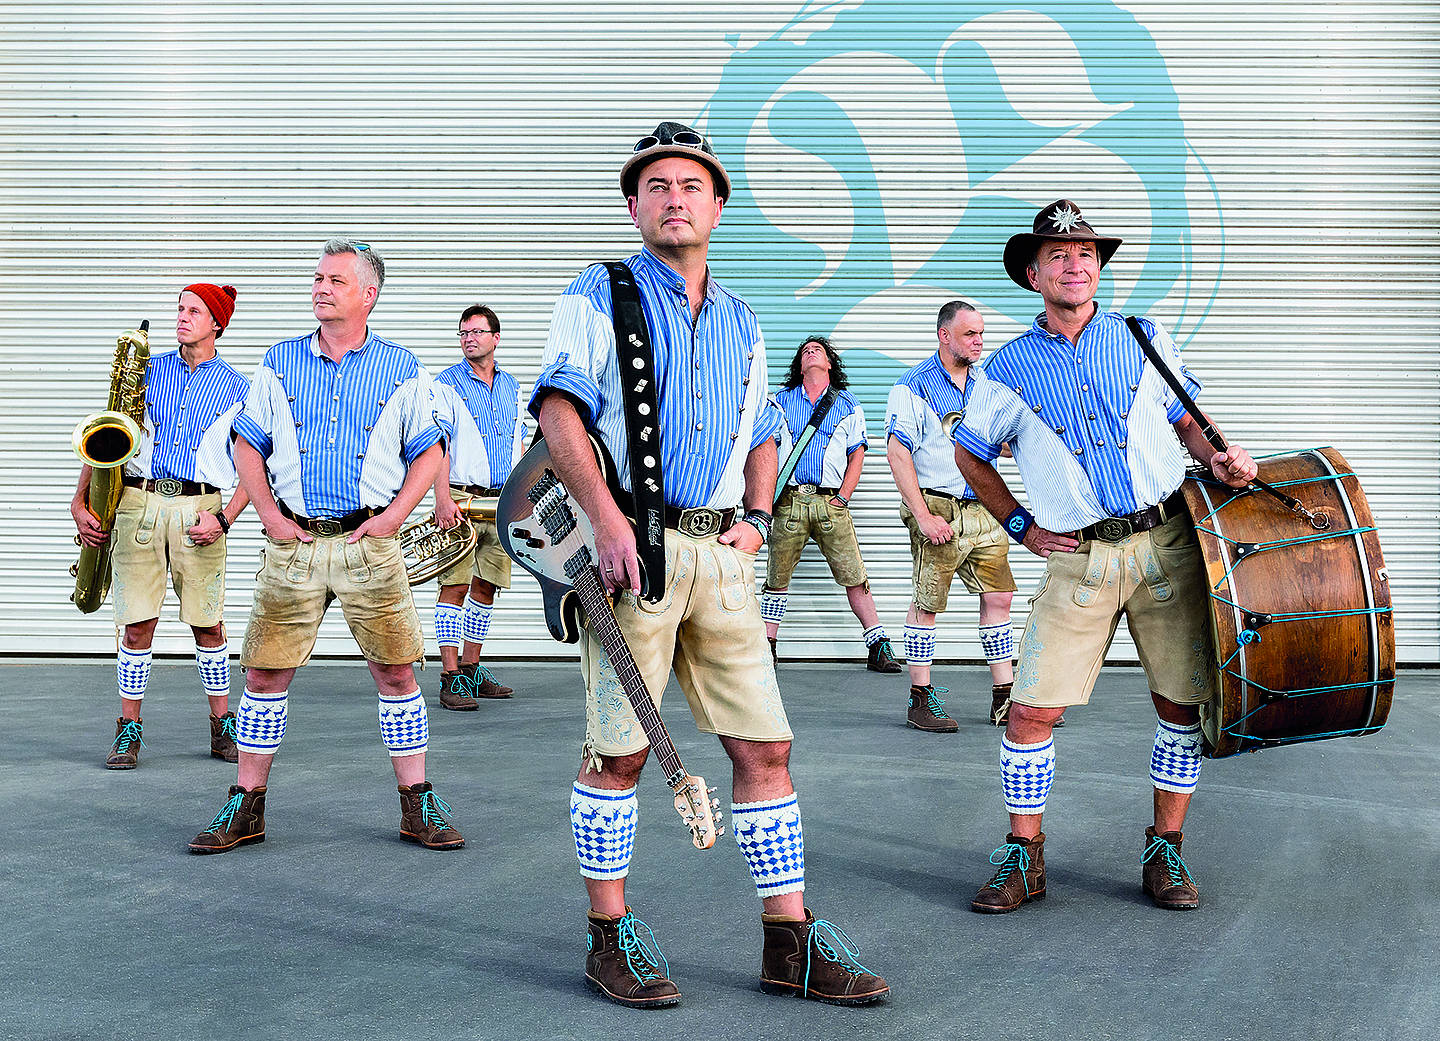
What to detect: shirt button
<box><xmin>331</xmin><ymin>417</ymin><xmax>338</xmax><ymax>422</ymax></box>
<box><xmin>730</xmin><ymin>432</ymin><xmax>739</xmax><ymax>441</ymax></box>
<box><xmin>1074</xmin><ymin>448</ymin><xmax>1083</xmax><ymax>456</ymax></box>
<box><xmin>695</xmin><ymin>422</ymin><xmax>703</xmax><ymax>432</ymax></box>
<box><xmin>295</xmin><ymin>421</ymin><xmax>302</xmax><ymax>428</ymax></box>
<box><xmin>1120</xmin><ymin>411</ymin><xmax>1128</xmax><ymax>418</ymax></box>
<box><xmin>1130</xmin><ymin>384</ymin><xmax>1138</xmax><ymax>392</ymax></box>
<box><xmin>1053</xmin><ymin>427</ymin><xmax>1064</xmax><ymax>435</ymax></box>
<box><xmin>1118</xmin><ymin>440</ymin><xmax>1127</xmax><ymax>449</ymax></box>
<box><xmin>1096</xmin><ymin>440</ymin><xmax>1105</xmax><ymax>447</ymax></box>
<box><xmin>1081</xmin><ymin>384</ymin><xmax>1090</xmax><ymax>392</ymax></box>
<box><xmin>1088</xmin><ymin>413</ymin><xmax>1096</xmax><ymax>421</ymax></box>
<box><xmin>334</xmin><ymin>394</ymin><xmax>340</xmax><ymax>401</ymax></box>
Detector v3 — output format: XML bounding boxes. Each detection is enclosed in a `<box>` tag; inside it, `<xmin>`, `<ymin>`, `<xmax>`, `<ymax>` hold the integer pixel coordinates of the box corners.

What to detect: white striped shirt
<box><xmin>953</xmin><ymin>311</ymin><xmax>1201</xmax><ymax>531</ymax></box>
<box><xmin>234</xmin><ymin>330</ymin><xmax>442</xmax><ymax>517</ymax></box>
<box><xmin>126</xmin><ymin>351</ymin><xmax>249</xmax><ymax>488</ymax></box>
<box><xmin>885</xmin><ymin>352</ymin><xmax>981</xmax><ymax>498</ymax></box>
<box><xmin>774</xmin><ymin>385</ymin><xmax>866</xmax><ymax>489</ymax></box>
<box><xmin>530</xmin><ymin>247</ymin><xmax>782</xmax><ymax>510</ymax></box>
<box><xmin>433</xmin><ymin>362</ymin><xmax>526</xmax><ymax>488</ymax></box>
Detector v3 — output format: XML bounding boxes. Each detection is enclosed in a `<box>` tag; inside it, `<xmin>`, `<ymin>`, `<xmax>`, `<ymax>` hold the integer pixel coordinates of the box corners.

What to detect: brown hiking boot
<box><xmin>398</xmin><ymin>782</ymin><xmax>465</xmax><ymax>849</ymax></box>
<box><xmin>188</xmin><ymin>785</ymin><xmax>266</xmax><ymax>854</ymax></box>
<box><xmin>906</xmin><ymin>685</ymin><xmax>958</xmax><ymax>733</ymax></box>
<box><xmin>971</xmin><ymin>833</ymin><xmax>1046</xmax><ymax>913</ymax></box>
<box><xmin>464</xmin><ymin>662</ymin><xmax>513</xmax><ymax>699</ymax></box>
<box><xmin>584</xmin><ymin>908</ymin><xmax>681</xmax><ymax>1008</ymax></box>
<box><xmin>1142</xmin><ymin>827</ymin><xmax>1199</xmax><ymax>909</ymax></box>
<box><xmin>438</xmin><ymin>670</ymin><xmax>479</xmax><ymax>711</ymax></box>
<box><xmin>210</xmin><ymin>712</ymin><xmax>239</xmax><ymax>762</ymax></box>
<box><xmin>990</xmin><ymin>684</ymin><xmax>1012</xmax><ymax>726</ymax></box>
<box><xmin>866</xmin><ymin>638</ymin><xmax>903</xmax><ymax>674</ymax></box>
<box><xmin>105</xmin><ymin>717</ymin><xmax>145</xmax><ymax>769</ymax></box>
<box><xmin>759</xmin><ymin>908</ymin><xmax>890</xmax><ymax>1005</ymax></box>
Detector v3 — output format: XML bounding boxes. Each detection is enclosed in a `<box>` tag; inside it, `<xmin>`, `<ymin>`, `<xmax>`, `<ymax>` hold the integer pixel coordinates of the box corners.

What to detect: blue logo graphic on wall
<box><xmin>701</xmin><ymin>1</ymin><xmax>1223</xmax><ymax>405</ymax></box>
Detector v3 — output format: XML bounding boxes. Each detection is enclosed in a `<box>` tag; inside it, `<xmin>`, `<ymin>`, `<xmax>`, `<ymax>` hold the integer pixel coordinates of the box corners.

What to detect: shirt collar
<box><xmin>308</xmin><ymin>328</ymin><xmax>375</xmax><ymax>358</ymax></box>
<box><xmin>636</xmin><ymin>246</ymin><xmax>721</xmax><ymax>303</ymax></box>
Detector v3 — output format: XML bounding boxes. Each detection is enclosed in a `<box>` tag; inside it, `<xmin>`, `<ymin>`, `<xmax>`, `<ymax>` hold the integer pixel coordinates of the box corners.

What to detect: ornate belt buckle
<box><xmin>798</xmin><ymin>483</ymin><xmax>818</xmax><ymax>496</ymax></box>
<box><xmin>155</xmin><ymin>478</ymin><xmax>183</xmax><ymax>497</ymax></box>
<box><xmin>681</xmin><ymin>509</ymin><xmax>720</xmax><ymax>538</ymax></box>
<box><xmin>312</xmin><ymin>518</ymin><xmax>343</xmax><ymax>538</ymax></box>
<box><xmin>1095</xmin><ymin>517</ymin><xmax>1132</xmax><ymax>542</ymax></box>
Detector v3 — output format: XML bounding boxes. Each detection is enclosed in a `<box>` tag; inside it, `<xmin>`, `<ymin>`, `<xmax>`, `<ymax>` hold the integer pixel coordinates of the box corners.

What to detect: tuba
<box><xmin>401</xmin><ymin>494</ymin><xmax>499</xmax><ymax>586</ymax></box>
<box><xmin>70</xmin><ymin>320</ymin><xmax>150</xmax><ymax>613</ymax></box>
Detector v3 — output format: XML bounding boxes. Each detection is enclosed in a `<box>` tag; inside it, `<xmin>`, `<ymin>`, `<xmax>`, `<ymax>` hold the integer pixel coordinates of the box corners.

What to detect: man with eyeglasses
<box><xmin>188</xmin><ymin>237</ymin><xmax>466</xmax><ymax>855</ymax></box>
<box><xmin>530</xmin><ymin>121</ymin><xmax>888</xmax><ymax>1009</ymax></box>
<box><xmin>429</xmin><ymin>303</ymin><xmax>525</xmax><ymax>707</ymax></box>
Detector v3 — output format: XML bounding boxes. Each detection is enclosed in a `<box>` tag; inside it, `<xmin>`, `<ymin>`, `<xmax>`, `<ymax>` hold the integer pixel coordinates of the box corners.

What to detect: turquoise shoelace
<box><xmin>219</xmin><ymin>715</ymin><xmax>238</xmax><ymax>741</ymax></box>
<box><xmin>985</xmin><ymin>842</ymin><xmax>1033</xmax><ymax>895</ymax></box>
<box><xmin>1142</xmin><ymin>835</ymin><xmax>1192</xmax><ymax>886</ymax></box>
<box><xmin>803</xmin><ymin>920</ymin><xmax>876</xmax><ymax>995</ymax></box>
<box><xmin>111</xmin><ymin>720</ymin><xmax>147</xmax><ymax>755</ymax></box>
<box><xmin>926</xmin><ymin>686</ymin><xmax>951</xmax><ymax>715</ymax></box>
<box><xmin>616</xmin><ymin>912</ymin><xmax>670</xmax><ymax>984</ymax></box>
<box><xmin>418</xmin><ymin>789</ymin><xmax>455</xmax><ymax>828</ymax></box>
<box><xmin>202</xmin><ymin>790</ymin><xmax>246</xmax><ymax>834</ymax></box>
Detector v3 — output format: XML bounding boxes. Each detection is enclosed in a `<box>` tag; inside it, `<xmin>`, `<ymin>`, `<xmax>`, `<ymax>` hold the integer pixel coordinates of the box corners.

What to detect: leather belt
<box><xmin>664</xmin><ymin>504</ymin><xmax>738</xmax><ymax>539</ymax></box>
<box><xmin>279</xmin><ymin>502</ymin><xmax>383</xmax><ymax>537</ymax></box>
<box><xmin>795</xmin><ymin>484</ymin><xmax>840</xmax><ymax>497</ymax></box>
<box><xmin>1079</xmin><ymin>492</ymin><xmax>1186</xmax><ymax>544</ymax></box>
<box><xmin>124</xmin><ymin>476</ymin><xmax>220</xmax><ymax>497</ymax></box>
<box><xmin>451</xmin><ymin>483</ymin><xmax>501</xmax><ymax>497</ymax></box>
<box><xmin>921</xmin><ymin>488</ymin><xmax>978</xmax><ymax>506</ymax></box>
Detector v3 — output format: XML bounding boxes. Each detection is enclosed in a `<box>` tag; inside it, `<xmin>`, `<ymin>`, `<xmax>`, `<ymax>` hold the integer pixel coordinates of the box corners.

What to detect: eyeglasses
<box><xmin>457</xmin><ymin>329</ymin><xmax>495</xmax><ymax>340</ymax></box>
<box><xmin>633</xmin><ymin>129</ymin><xmax>707</xmax><ymax>153</ymax></box>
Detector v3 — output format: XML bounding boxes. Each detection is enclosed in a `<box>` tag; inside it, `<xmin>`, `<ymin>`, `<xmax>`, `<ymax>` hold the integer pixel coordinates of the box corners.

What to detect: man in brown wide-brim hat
<box><xmin>949</xmin><ymin>199</ymin><xmax>1257</xmax><ymax>916</ymax></box>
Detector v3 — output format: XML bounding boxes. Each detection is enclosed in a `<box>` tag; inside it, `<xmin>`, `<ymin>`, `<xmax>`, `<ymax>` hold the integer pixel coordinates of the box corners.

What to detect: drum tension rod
<box><xmin>1242</xmin><ymin>612</ymin><xmax>1273</xmax><ymax>631</ymax></box>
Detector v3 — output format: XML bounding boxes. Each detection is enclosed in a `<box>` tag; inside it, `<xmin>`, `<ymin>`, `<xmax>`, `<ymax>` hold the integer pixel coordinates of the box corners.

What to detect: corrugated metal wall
<box><xmin>2</xmin><ymin>1</ymin><xmax>1436</xmax><ymax>664</ymax></box>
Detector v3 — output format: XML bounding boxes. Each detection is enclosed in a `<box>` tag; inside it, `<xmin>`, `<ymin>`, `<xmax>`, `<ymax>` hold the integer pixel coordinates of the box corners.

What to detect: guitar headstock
<box><xmin>671</xmin><ymin>774</ymin><xmax>723</xmax><ymax>851</ymax></box>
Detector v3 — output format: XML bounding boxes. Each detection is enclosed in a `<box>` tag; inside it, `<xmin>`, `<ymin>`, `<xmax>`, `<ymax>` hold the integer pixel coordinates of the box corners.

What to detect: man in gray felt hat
<box><xmin>950</xmin><ymin>200</ymin><xmax>1257</xmax><ymax>915</ymax></box>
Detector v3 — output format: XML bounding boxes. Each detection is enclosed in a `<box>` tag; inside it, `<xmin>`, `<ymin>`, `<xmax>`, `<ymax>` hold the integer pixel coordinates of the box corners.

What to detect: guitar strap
<box><xmin>774</xmin><ymin>386</ymin><xmax>840</xmax><ymax>508</ymax></box>
<box><xmin>605</xmin><ymin>262</ymin><xmax>665</xmax><ymax>603</ymax></box>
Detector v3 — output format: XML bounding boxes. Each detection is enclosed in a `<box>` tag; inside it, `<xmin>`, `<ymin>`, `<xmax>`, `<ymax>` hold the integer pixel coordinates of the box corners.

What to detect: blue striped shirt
<box><xmin>234</xmin><ymin>330</ymin><xmax>443</xmax><ymax>517</ymax></box>
<box><xmin>530</xmin><ymin>247</ymin><xmax>781</xmax><ymax>510</ymax></box>
<box><xmin>885</xmin><ymin>352</ymin><xmax>981</xmax><ymax>498</ymax></box>
<box><xmin>774</xmin><ymin>385</ymin><xmax>866</xmax><ymax>488</ymax></box>
<box><xmin>127</xmin><ymin>351</ymin><xmax>249</xmax><ymax>488</ymax></box>
<box><xmin>953</xmin><ymin>310</ymin><xmax>1201</xmax><ymax>531</ymax></box>
<box><xmin>433</xmin><ymin>362</ymin><xmax>526</xmax><ymax>487</ymax></box>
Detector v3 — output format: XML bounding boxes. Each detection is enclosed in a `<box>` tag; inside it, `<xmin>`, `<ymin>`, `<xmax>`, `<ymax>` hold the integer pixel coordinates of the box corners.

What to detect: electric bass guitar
<box><xmin>497</xmin><ymin>434</ymin><xmax>723</xmax><ymax>850</ymax></box>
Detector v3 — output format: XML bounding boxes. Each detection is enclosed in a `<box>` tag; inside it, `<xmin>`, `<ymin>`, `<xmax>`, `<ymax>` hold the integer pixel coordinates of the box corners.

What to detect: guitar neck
<box><xmin>571</xmin><ymin>566</ymin><xmax>686</xmax><ymax>784</ymax></box>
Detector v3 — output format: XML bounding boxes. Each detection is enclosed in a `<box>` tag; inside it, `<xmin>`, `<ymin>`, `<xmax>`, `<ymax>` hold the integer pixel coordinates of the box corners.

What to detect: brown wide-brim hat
<box><xmin>620</xmin><ymin>120</ymin><xmax>732</xmax><ymax>202</ymax></box>
<box><xmin>1003</xmin><ymin>199</ymin><xmax>1123</xmax><ymax>291</ymax></box>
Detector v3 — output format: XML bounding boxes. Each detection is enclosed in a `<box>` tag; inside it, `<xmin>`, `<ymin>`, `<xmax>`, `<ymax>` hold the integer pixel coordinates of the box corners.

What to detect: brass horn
<box><xmin>70</xmin><ymin>320</ymin><xmax>149</xmax><ymax>613</ymax></box>
<box><xmin>401</xmin><ymin>495</ymin><xmax>498</xmax><ymax>586</ymax></box>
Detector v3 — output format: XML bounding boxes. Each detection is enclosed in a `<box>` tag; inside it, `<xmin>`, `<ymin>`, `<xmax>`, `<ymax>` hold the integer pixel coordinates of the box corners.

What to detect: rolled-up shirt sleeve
<box><xmin>529</xmin><ymin>286</ymin><xmax>612</xmax><ymax>427</ymax></box>
<box><xmin>952</xmin><ymin>384</ymin><xmax>1021</xmax><ymax>462</ymax></box>
<box><xmin>1144</xmin><ymin>318</ymin><xmax>1203</xmax><ymax>424</ymax></box>
<box><xmin>841</xmin><ymin>404</ymin><xmax>867</xmax><ymax>453</ymax></box>
<box><xmin>430</xmin><ymin>380</ymin><xmax>459</xmax><ymax>445</ymax></box>
<box><xmin>885</xmin><ymin>383</ymin><xmax>923</xmax><ymax>454</ymax></box>
<box><xmin>400</xmin><ymin>367</ymin><xmax>444</xmax><ymax>465</ymax></box>
<box><xmin>234</xmin><ymin>361</ymin><xmax>279</xmax><ymax>458</ymax></box>
<box><xmin>752</xmin><ymin>393</ymin><xmax>783</xmax><ymax>450</ymax></box>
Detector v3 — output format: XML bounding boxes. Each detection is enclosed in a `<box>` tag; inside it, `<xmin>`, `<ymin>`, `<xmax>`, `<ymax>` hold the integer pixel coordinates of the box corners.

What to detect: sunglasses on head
<box><xmin>633</xmin><ymin>129</ymin><xmax>707</xmax><ymax>153</ymax></box>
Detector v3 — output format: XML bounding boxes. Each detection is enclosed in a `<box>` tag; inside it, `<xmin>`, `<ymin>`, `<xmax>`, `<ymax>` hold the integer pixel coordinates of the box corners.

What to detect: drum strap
<box><xmin>605</xmin><ymin>262</ymin><xmax>665</xmax><ymax>603</ymax></box>
<box><xmin>774</xmin><ymin>387</ymin><xmax>839</xmax><ymax>509</ymax></box>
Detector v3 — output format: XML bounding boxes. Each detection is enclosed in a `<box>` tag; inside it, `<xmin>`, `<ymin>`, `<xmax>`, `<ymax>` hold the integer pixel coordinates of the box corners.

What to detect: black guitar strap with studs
<box><xmin>605</xmin><ymin>262</ymin><xmax>665</xmax><ymax>603</ymax></box>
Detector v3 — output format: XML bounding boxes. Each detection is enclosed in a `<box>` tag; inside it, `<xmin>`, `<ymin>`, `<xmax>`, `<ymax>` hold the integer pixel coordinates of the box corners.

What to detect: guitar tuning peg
<box><xmin>710</xmin><ymin>797</ymin><xmax>720</xmax><ymax>811</ymax></box>
<box><xmin>715</xmin><ymin>825</ymin><xmax>726</xmax><ymax>838</ymax></box>
<box><xmin>707</xmin><ymin>785</ymin><xmax>717</xmax><ymax>795</ymax></box>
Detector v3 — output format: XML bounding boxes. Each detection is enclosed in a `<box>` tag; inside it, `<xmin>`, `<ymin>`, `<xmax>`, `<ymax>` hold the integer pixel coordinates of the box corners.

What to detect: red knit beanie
<box><xmin>181</xmin><ymin>283</ymin><xmax>237</xmax><ymax>335</ymax></box>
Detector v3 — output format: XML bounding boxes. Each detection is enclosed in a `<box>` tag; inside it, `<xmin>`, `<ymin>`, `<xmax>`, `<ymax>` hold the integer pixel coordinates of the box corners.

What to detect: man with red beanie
<box><xmin>72</xmin><ymin>282</ymin><xmax>252</xmax><ymax>769</ymax></box>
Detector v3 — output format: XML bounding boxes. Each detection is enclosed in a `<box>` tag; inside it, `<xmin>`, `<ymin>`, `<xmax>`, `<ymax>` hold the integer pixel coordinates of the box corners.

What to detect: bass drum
<box><xmin>1179</xmin><ymin>447</ymin><xmax>1395</xmax><ymax>758</ymax></box>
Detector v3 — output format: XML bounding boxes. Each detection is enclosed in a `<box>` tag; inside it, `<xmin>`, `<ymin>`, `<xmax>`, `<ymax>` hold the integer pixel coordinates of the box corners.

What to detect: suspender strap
<box><xmin>605</xmin><ymin>262</ymin><xmax>665</xmax><ymax>603</ymax></box>
<box><xmin>774</xmin><ymin>386</ymin><xmax>840</xmax><ymax>509</ymax></box>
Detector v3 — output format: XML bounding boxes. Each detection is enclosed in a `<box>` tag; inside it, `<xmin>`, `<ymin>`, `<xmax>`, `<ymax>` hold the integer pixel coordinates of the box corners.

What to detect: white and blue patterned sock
<box><xmin>732</xmin><ymin>793</ymin><xmax>806</xmax><ymax>898</ymax></box>
<box><xmin>462</xmin><ymin>596</ymin><xmax>493</xmax><ymax>645</ymax></box>
<box><xmin>433</xmin><ymin>602</ymin><xmax>463</xmax><ymax>651</ymax></box>
<box><xmin>862</xmin><ymin>624</ymin><xmax>888</xmax><ymax>648</ymax></box>
<box><xmin>760</xmin><ymin>587</ymin><xmax>789</xmax><ymax>625</ymax></box>
<box><xmin>235</xmin><ymin>689</ymin><xmax>287</xmax><ymax>755</ymax></box>
<box><xmin>903</xmin><ymin>624</ymin><xmax>936</xmax><ymax>667</ymax></box>
<box><xmin>571</xmin><ymin>782</ymin><xmax>638</xmax><ymax>880</ymax></box>
<box><xmin>978</xmin><ymin>621</ymin><xmax>1014</xmax><ymax>664</ymax></box>
<box><xmin>117</xmin><ymin>644</ymin><xmax>151</xmax><ymax>701</ymax></box>
<box><xmin>194</xmin><ymin>642</ymin><xmax>230</xmax><ymax>700</ymax></box>
<box><xmin>378</xmin><ymin>689</ymin><xmax>428</xmax><ymax>758</ymax></box>
<box><xmin>1001</xmin><ymin>736</ymin><xmax>1055</xmax><ymax>816</ymax></box>
<box><xmin>1150</xmin><ymin>720</ymin><xmax>1204</xmax><ymax>794</ymax></box>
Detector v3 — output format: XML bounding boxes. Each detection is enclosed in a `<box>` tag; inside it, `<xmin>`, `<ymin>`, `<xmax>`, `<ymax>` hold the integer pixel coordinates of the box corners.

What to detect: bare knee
<box><xmin>123</xmin><ymin>618</ymin><xmax>160</xmax><ymax>649</ymax></box>
<box><xmin>1007</xmin><ymin>702</ymin><xmax>1066</xmax><ymax>742</ymax></box>
<box><xmin>579</xmin><ymin>748</ymin><xmax>648</xmax><ymax>789</ymax></box>
<box><xmin>722</xmin><ymin>737</ymin><xmax>792</xmax><ymax>775</ymax></box>
<box><xmin>470</xmin><ymin>578</ymin><xmax>497</xmax><ymax>604</ymax></box>
<box><xmin>1151</xmin><ymin>691</ymin><xmax>1200</xmax><ymax>726</ymax></box>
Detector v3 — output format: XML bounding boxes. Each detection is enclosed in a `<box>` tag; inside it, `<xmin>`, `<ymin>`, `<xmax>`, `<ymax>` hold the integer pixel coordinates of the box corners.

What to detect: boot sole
<box><xmin>105</xmin><ymin>760</ymin><xmax>139</xmax><ymax>770</ymax></box>
<box><xmin>1144</xmin><ymin>887</ymin><xmax>1199</xmax><ymax>910</ymax></box>
<box><xmin>584</xmin><ymin>973</ymin><xmax>680</xmax><ymax>1008</ymax></box>
<box><xmin>188</xmin><ymin>831</ymin><xmax>265</xmax><ymax>855</ymax></box>
<box><xmin>400</xmin><ymin>830</ymin><xmax>465</xmax><ymax>850</ymax></box>
<box><xmin>970</xmin><ymin>889</ymin><xmax>1045</xmax><ymax>914</ymax></box>
<box><xmin>475</xmin><ymin>692</ymin><xmax>513</xmax><ymax>699</ymax></box>
<box><xmin>439</xmin><ymin>701</ymin><xmax>480</xmax><ymax>711</ymax></box>
<box><xmin>210</xmin><ymin>750</ymin><xmax>239</xmax><ymax>762</ymax></box>
<box><xmin>905</xmin><ymin>721</ymin><xmax>958</xmax><ymax>733</ymax></box>
<box><xmin>759</xmin><ymin>978</ymin><xmax>890</xmax><ymax>1005</ymax></box>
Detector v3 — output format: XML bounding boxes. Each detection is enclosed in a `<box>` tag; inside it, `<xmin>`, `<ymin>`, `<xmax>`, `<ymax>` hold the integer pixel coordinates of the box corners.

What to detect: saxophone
<box><xmin>70</xmin><ymin>320</ymin><xmax>150</xmax><ymax>613</ymax></box>
<box><xmin>400</xmin><ymin>494</ymin><xmax>499</xmax><ymax>586</ymax></box>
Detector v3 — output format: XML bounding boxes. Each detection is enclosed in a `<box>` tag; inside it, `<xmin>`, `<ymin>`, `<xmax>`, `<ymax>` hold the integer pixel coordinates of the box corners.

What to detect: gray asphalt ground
<box><xmin>3</xmin><ymin>659</ymin><xmax>1436</xmax><ymax>1041</ymax></box>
